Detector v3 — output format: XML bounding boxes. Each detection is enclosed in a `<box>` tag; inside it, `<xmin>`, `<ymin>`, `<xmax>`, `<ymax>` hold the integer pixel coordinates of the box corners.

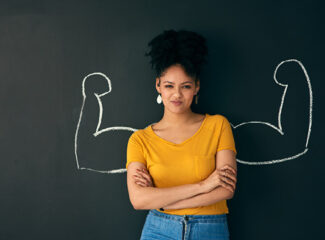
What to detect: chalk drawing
<box><xmin>234</xmin><ymin>59</ymin><xmax>312</xmax><ymax>165</ymax></box>
<box><xmin>74</xmin><ymin>59</ymin><xmax>313</xmax><ymax>174</ymax></box>
<box><xmin>74</xmin><ymin>72</ymin><xmax>137</xmax><ymax>174</ymax></box>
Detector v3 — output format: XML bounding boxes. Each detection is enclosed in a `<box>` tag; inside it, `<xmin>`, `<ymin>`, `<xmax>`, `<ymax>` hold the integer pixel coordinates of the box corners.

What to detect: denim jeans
<box><xmin>140</xmin><ymin>209</ymin><xmax>230</xmax><ymax>240</ymax></box>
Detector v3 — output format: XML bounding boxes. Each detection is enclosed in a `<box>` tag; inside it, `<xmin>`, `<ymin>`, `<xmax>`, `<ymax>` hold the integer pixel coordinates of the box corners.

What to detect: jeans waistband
<box><xmin>148</xmin><ymin>209</ymin><xmax>227</xmax><ymax>223</ymax></box>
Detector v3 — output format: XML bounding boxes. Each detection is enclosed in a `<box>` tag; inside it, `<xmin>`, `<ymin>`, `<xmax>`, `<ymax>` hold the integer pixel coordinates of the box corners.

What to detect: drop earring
<box><xmin>195</xmin><ymin>94</ymin><xmax>199</xmax><ymax>104</ymax></box>
<box><xmin>157</xmin><ymin>94</ymin><xmax>162</xmax><ymax>104</ymax></box>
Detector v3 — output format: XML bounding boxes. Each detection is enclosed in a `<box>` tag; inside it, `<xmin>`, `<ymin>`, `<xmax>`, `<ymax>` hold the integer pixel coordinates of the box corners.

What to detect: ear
<box><xmin>155</xmin><ymin>77</ymin><xmax>161</xmax><ymax>93</ymax></box>
<box><xmin>195</xmin><ymin>79</ymin><xmax>200</xmax><ymax>94</ymax></box>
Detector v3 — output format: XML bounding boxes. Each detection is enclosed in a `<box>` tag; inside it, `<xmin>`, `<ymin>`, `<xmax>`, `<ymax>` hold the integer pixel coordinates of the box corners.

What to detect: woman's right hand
<box><xmin>201</xmin><ymin>165</ymin><xmax>237</xmax><ymax>193</ymax></box>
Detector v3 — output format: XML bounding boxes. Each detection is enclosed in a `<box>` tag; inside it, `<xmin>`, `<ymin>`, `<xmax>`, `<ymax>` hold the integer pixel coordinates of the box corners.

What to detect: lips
<box><xmin>171</xmin><ymin>101</ymin><xmax>182</xmax><ymax>106</ymax></box>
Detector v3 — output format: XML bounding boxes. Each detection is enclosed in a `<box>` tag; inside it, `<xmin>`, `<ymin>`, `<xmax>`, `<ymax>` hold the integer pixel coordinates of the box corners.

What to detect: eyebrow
<box><xmin>163</xmin><ymin>81</ymin><xmax>193</xmax><ymax>84</ymax></box>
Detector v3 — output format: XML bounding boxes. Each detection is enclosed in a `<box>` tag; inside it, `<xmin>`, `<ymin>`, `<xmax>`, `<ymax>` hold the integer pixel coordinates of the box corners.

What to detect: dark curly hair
<box><xmin>144</xmin><ymin>29</ymin><xmax>208</xmax><ymax>84</ymax></box>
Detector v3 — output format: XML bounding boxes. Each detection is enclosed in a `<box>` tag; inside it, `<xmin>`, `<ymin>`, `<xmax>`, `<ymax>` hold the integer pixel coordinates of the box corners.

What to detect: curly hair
<box><xmin>144</xmin><ymin>29</ymin><xmax>208</xmax><ymax>83</ymax></box>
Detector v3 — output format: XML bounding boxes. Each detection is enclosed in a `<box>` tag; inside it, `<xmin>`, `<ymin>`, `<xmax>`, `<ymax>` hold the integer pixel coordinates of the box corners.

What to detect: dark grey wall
<box><xmin>1</xmin><ymin>0</ymin><xmax>323</xmax><ymax>239</ymax></box>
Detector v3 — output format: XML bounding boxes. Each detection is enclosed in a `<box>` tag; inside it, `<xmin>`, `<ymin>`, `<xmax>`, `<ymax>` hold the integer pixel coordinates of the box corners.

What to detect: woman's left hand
<box><xmin>132</xmin><ymin>168</ymin><xmax>154</xmax><ymax>187</ymax></box>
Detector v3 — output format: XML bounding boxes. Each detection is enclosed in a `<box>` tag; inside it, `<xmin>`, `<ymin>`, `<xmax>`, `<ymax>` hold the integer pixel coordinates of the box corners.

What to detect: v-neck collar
<box><xmin>148</xmin><ymin>113</ymin><xmax>209</xmax><ymax>146</ymax></box>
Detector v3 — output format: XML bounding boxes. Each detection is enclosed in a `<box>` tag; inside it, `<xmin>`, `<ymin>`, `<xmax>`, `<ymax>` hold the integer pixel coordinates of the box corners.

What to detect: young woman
<box><xmin>126</xmin><ymin>29</ymin><xmax>237</xmax><ymax>240</ymax></box>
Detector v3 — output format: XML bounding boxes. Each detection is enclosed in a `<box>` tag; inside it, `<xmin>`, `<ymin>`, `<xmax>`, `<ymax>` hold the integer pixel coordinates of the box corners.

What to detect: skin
<box><xmin>133</xmin><ymin>166</ymin><xmax>236</xmax><ymax>192</ymax></box>
<box><xmin>128</xmin><ymin>63</ymin><xmax>237</xmax><ymax>209</ymax></box>
<box><xmin>155</xmin><ymin>63</ymin><xmax>201</xmax><ymax>124</ymax></box>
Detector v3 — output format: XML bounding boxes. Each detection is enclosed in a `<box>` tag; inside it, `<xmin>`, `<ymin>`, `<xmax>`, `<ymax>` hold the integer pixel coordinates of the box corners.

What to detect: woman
<box><xmin>126</xmin><ymin>29</ymin><xmax>237</xmax><ymax>240</ymax></box>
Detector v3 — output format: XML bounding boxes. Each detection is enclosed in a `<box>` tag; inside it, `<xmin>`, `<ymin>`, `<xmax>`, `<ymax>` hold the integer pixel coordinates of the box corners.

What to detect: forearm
<box><xmin>134</xmin><ymin>182</ymin><xmax>206</xmax><ymax>210</ymax></box>
<box><xmin>162</xmin><ymin>186</ymin><xmax>233</xmax><ymax>210</ymax></box>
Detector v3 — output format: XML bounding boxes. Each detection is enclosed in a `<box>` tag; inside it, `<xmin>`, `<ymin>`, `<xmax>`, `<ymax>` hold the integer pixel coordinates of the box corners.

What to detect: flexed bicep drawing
<box><xmin>74</xmin><ymin>59</ymin><xmax>313</xmax><ymax>174</ymax></box>
<box><xmin>74</xmin><ymin>72</ymin><xmax>137</xmax><ymax>174</ymax></box>
<box><xmin>233</xmin><ymin>59</ymin><xmax>312</xmax><ymax>165</ymax></box>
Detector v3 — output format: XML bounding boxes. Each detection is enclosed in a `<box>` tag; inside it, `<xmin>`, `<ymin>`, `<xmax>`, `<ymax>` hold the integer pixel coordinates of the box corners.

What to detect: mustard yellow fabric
<box><xmin>126</xmin><ymin>113</ymin><xmax>237</xmax><ymax>215</ymax></box>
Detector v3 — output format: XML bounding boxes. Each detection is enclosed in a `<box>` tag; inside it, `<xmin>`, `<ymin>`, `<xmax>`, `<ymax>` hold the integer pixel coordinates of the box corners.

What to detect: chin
<box><xmin>168</xmin><ymin>107</ymin><xmax>190</xmax><ymax>114</ymax></box>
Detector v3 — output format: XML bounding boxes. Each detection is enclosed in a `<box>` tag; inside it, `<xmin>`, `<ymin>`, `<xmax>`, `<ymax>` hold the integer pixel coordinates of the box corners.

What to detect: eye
<box><xmin>165</xmin><ymin>85</ymin><xmax>173</xmax><ymax>88</ymax></box>
<box><xmin>183</xmin><ymin>85</ymin><xmax>191</xmax><ymax>89</ymax></box>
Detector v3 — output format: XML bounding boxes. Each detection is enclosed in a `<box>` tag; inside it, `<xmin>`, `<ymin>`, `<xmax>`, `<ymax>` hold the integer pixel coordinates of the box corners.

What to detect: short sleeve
<box><xmin>126</xmin><ymin>132</ymin><xmax>147</xmax><ymax>169</ymax></box>
<box><xmin>216</xmin><ymin>117</ymin><xmax>237</xmax><ymax>155</ymax></box>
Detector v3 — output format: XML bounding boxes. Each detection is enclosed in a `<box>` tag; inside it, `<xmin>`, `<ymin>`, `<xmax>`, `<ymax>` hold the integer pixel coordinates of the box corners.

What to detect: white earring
<box><xmin>157</xmin><ymin>94</ymin><xmax>162</xmax><ymax>104</ymax></box>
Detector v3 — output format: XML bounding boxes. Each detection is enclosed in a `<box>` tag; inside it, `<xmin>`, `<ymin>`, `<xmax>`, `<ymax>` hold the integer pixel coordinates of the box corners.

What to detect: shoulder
<box><xmin>129</xmin><ymin>129</ymin><xmax>145</xmax><ymax>140</ymax></box>
<box><xmin>128</xmin><ymin>128</ymin><xmax>151</xmax><ymax>145</ymax></box>
<box><xmin>207</xmin><ymin>114</ymin><xmax>234</xmax><ymax>131</ymax></box>
<box><xmin>209</xmin><ymin>113</ymin><xmax>229</xmax><ymax>123</ymax></box>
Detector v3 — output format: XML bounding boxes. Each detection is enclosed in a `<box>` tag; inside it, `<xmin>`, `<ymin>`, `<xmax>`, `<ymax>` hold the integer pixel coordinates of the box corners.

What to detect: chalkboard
<box><xmin>1</xmin><ymin>0</ymin><xmax>324</xmax><ymax>239</ymax></box>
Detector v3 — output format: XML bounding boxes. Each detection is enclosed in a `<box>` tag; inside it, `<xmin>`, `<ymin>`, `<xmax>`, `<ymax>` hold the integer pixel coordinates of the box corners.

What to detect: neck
<box><xmin>160</xmin><ymin>109</ymin><xmax>197</xmax><ymax>127</ymax></box>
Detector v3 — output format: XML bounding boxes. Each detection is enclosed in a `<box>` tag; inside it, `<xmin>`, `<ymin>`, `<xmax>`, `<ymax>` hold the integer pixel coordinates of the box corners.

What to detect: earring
<box><xmin>195</xmin><ymin>94</ymin><xmax>199</xmax><ymax>104</ymax></box>
<box><xmin>157</xmin><ymin>94</ymin><xmax>162</xmax><ymax>104</ymax></box>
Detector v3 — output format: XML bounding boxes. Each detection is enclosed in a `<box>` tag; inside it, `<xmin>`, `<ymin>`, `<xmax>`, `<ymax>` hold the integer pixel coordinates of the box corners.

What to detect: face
<box><xmin>155</xmin><ymin>64</ymin><xmax>200</xmax><ymax>113</ymax></box>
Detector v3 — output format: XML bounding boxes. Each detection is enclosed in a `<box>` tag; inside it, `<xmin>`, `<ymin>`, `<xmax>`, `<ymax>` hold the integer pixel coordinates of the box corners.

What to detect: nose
<box><xmin>173</xmin><ymin>86</ymin><xmax>183</xmax><ymax>97</ymax></box>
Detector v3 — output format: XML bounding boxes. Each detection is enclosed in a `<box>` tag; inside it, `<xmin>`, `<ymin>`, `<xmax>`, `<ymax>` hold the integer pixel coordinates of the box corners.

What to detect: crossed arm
<box><xmin>162</xmin><ymin>181</ymin><xmax>234</xmax><ymax>210</ymax></box>
<box><xmin>127</xmin><ymin>149</ymin><xmax>237</xmax><ymax>210</ymax></box>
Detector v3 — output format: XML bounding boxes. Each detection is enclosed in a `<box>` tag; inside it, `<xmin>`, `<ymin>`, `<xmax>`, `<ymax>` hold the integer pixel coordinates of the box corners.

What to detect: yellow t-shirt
<box><xmin>126</xmin><ymin>113</ymin><xmax>237</xmax><ymax>215</ymax></box>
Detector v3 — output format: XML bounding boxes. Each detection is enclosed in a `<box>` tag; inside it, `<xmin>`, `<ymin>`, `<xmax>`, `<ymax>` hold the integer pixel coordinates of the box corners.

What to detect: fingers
<box><xmin>133</xmin><ymin>168</ymin><xmax>153</xmax><ymax>187</ymax></box>
<box><xmin>133</xmin><ymin>174</ymin><xmax>149</xmax><ymax>185</ymax></box>
<box><xmin>220</xmin><ymin>170</ymin><xmax>237</xmax><ymax>184</ymax></box>
<box><xmin>136</xmin><ymin>169</ymin><xmax>152</xmax><ymax>182</ymax></box>
<box><xmin>218</xmin><ymin>167</ymin><xmax>237</xmax><ymax>193</ymax></box>
<box><xmin>218</xmin><ymin>174</ymin><xmax>235</xmax><ymax>192</ymax></box>
<box><xmin>221</xmin><ymin>165</ymin><xmax>237</xmax><ymax>176</ymax></box>
<box><xmin>220</xmin><ymin>175</ymin><xmax>236</xmax><ymax>192</ymax></box>
<box><xmin>133</xmin><ymin>176</ymin><xmax>150</xmax><ymax>186</ymax></box>
<box><xmin>220</xmin><ymin>180</ymin><xmax>235</xmax><ymax>193</ymax></box>
<box><xmin>137</xmin><ymin>170</ymin><xmax>152</xmax><ymax>183</ymax></box>
<box><xmin>135</xmin><ymin>181</ymin><xmax>147</xmax><ymax>187</ymax></box>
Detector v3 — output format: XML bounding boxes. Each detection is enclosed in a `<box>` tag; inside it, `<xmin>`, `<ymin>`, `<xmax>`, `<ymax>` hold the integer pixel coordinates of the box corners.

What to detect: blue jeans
<box><xmin>140</xmin><ymin>209</ymin><xmax>230</xmax><ymax>240</ymax></box>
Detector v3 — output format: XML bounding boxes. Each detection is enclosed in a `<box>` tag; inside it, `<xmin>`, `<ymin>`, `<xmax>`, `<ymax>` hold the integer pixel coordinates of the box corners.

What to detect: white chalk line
<box><xmin>74</xmin><ymin>59</ymin><xmax>313</xmax><ymax>173</ymax></box>
<box><xmin>230</xmin><ymin>59</ymin><xmax>313</xmax><ymax>165</ymax></box>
